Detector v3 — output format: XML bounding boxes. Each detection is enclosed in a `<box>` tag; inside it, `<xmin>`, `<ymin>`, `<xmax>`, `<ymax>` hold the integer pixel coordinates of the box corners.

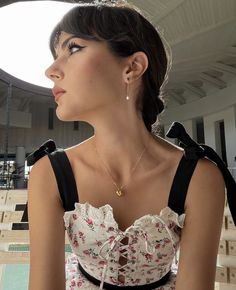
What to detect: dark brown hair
<box><xmin>49</xmin><ymin>2</ymin><xmax>170</xmax><ymax>133</ymax></box>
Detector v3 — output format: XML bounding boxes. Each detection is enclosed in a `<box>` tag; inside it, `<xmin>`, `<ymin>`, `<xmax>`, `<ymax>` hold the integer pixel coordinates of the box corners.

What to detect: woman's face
<box><xmin>45</xmin><ymin>31</ymin><xmax>126</xmax><ymax>121</ymax></box>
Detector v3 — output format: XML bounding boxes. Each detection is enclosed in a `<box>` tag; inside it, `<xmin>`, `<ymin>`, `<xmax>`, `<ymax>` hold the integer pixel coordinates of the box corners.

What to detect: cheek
<box><xmin>81</xmin><ymin>53</ymin><xmax>121</xmax><ymax>82</ymax></box>
<box><xmin>67</xmin><ymin>58</ymin><xmax>103</xmax><ymax>91</ymax></box>
<box><xmin>89</xmin><ymin>59</ymin><xmax>122</xmax><ymax>96</ymax></box>
<box><xmin>65</xmin><ymin>53</ymin><xmax>123</xmax><ymax>107</ymax></box>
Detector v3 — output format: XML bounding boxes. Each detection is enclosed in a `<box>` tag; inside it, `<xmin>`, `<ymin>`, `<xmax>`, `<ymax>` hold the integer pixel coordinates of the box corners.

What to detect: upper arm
<box><xmin>28</xmin><ymin>155</ymin><xmax>66</xmax><ymax>290</ymax></box>
<box><xmin>175</xmin><ymin>158</ymin><xmax>225</xmax><ymax>290</ymax></box>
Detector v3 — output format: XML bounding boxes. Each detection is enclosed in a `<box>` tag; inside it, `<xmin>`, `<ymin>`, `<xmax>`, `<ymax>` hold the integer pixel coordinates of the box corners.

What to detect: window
<box><xmin>73</xmin><ymin>121</ymin><xmax>79</xmax><ymax>131</ymax></box>
<box><xmin>48</xmin><ymin>108</ymin><xmax>54</xmax><ymax>130</ymax></box>
<box><xmin>215</xmin><ymin>120</ymin><xmax>227</xmax><ymax>166</ymax></box>
<box><xmin>196</xmin><ymin>118</ymin><xmax>205</xmax><ymax>143</ymax></box>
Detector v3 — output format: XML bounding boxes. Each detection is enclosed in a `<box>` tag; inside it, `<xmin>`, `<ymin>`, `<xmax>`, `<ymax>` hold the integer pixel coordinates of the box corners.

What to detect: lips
<box><xmin>52</xmin><ymin>86</ymin><xmax>66</xmax><ymax>101</ymax></box>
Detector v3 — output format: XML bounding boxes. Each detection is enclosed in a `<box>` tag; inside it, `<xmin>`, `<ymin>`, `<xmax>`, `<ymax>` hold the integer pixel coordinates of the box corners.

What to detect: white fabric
<box><xmin>64</xmin><ymin>202</ymin><xmax>185</xmax><ymax>289</ymax></box>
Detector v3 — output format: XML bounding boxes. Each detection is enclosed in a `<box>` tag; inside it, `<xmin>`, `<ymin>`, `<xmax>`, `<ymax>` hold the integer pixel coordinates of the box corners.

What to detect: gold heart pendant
<box><xmin>116</xmin><ymin>190</ymin><xmax>123</xmax><ymax>197</ymax></box>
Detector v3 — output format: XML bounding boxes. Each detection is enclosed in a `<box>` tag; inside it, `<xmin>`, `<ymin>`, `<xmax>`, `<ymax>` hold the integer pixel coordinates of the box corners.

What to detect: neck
<box><xmin>88</xmin><ymin>115</ymin><xmax>157</xmax><ymax>185</ymax></box>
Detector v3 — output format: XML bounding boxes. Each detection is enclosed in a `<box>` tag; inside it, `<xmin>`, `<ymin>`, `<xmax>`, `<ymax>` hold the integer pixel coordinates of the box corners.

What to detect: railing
<box><xmin>0</xmin><ymin>160</ymin><xmax>30</xmax><ymax>190</ymax></box>
<box><xmin>0</xmin><ymin>174</ymin><xmax>28</xmax><ymax>190</ymax></box>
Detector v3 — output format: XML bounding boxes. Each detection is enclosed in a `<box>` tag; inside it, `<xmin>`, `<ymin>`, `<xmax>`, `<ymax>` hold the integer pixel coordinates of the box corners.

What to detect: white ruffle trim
<box><xmin>64</xmin><ymin>202</ymin><xmax>186</xmax><ymax>230</ymax></box>
<box><xmin>159</xmin><ymin>206</ymin><xmax>186</xmax><ymax>228</ymax></box>
<box><xmin>63</xmin><ymin>202</ymin><xmax>116</xmax><ymax>228</ymax></box>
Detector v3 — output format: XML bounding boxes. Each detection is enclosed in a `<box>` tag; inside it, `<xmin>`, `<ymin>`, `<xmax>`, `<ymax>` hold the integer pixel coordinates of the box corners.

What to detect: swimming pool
<box><xmin>0</xmin><ymin>244</ymin><xmax>72</xmax><ymax>290</ymax></box>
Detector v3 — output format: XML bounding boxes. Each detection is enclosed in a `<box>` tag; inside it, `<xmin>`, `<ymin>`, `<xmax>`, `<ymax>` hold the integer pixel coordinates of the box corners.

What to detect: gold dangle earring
<box><xmin>126</xmin><ymin>77</ymin><xmax>130</xmax><ymax>100</ymax></box>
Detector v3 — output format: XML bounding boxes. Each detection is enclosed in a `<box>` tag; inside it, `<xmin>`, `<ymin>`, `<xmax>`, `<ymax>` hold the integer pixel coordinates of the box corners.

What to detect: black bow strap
<box><xmin>21</xmin><ymin>139</ymin><xmax>57</xmax><ymax>222</ymax></box>
<box><xmin>166</xmin><ymin>121</ymin><xmax>236</xmax><ymax>226</ymax></box>
<box><xmin>27</xmin><ymin>139</ymin><xmax>56</xmax><ymax>166</ymax></box>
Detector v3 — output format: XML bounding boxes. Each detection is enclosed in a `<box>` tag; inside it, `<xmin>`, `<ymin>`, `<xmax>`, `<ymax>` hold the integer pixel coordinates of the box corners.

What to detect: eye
<box><xmin>67</xmin><ymin>42</ymin><xmax>85</xmax><ymax>55</ymax></box>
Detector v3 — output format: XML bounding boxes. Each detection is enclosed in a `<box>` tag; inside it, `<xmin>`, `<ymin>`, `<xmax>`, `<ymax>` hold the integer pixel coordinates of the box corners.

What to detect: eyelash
<box><xmin>67</xmin><ymin>42</ymin><xmax>84</xmax><ymax>55</ymax></box>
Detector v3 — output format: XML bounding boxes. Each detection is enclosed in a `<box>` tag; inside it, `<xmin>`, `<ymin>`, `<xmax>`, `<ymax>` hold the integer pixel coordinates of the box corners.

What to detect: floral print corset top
<box><xmin>64</xmin><ymin>202</ymin><xmax>186</xmax><ymax>288</ymax></box>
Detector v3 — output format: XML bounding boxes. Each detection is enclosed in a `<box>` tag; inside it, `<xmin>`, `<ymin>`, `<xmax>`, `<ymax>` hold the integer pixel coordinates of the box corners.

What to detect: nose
<box><xmin>45</xmin><ymin>63</ymin><xmax>64</xmax><ymax>81</ymax></box>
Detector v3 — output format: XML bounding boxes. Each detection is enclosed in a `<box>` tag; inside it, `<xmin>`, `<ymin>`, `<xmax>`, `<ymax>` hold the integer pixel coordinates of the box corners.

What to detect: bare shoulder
<box><xmin>28</xmin><ymin>153</ymin><xmax>67</xmax><ymax>215</ymax></box>
<box><xmin>29</xmin><ymin>155</ymin><xmax>53</xmax><ymax>183</ymax></box>
<box><xmin>182</xmin><ymin>157</ymin><xmax>226</xmax><ymax>253</ymax></box>
<box><xmin>28</xmin><ymin>154</ymin><xmax>58</xmax><ymax>198</ymax></box>
<box><xmin>194</xmin><ymin>157</ymin><xmax>225</xmax><ymax>182</ymax></box>
<box><xmin>30</xmin><ymin>153</ymin><xmax>52</xmax><ymax>174</ymax></box>
<box><xmin>186</xmin><ymin>157</ymin><xmax>225</xmax><ymax>211</ymax></box>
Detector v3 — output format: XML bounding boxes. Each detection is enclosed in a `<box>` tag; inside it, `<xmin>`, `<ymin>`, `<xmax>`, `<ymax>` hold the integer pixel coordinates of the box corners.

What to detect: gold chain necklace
<box><xmin>94</xmin><ymin>142</ymin><xmax>147</xmax><ymax>197</ymax></box>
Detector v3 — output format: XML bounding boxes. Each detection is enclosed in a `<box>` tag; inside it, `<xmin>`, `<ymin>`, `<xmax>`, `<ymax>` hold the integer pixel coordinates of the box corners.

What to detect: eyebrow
<box><xmin>54</xmin><ymin>35</ymin><xmax>78</xmax><ymax>58</ymax></box>
<box><xmin>61</xmin><ymin>35</ymin><xmax>78</xmax><ymax>50</ymax></box>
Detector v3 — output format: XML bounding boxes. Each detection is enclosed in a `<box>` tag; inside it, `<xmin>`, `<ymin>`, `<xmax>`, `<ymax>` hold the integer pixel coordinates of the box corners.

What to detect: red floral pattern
<box><xmin>64</xmin><ymin>202</ymin><xmax>185</xmax><ymax>289</ymax></box>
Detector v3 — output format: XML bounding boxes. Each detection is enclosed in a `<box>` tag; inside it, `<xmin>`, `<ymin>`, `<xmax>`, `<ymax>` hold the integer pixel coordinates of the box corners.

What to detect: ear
<box><xmin>123</xmin><ymin>51</ymin><xmax>148</xmax><ymax>83</ymax></box>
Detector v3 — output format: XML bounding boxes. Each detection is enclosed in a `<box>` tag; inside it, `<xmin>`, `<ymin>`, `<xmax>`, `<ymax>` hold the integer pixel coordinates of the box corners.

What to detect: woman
<box><xmin>28</xmin><ymin>1</ymin><xmax>226</xmax><ymax>290</ymax></box>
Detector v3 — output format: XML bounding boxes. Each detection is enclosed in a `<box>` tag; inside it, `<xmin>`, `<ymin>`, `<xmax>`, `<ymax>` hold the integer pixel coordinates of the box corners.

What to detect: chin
<box><xmin>56</xmin><ymin>107</ymin><xmax>83</xmax><ymax>122</ymax></box>
<box><xmin>56</xmin><ymin>108</ymin><xmax>74</xmax><ymax>122</ymax></box>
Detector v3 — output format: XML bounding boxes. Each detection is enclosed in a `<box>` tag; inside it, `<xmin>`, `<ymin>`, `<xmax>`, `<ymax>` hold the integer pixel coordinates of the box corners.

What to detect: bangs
<box><xmin>49</xmin><ymin>5</ymin><xmax>102</xmax><ymax>59</ymax></box>
<box><xmin>49</xmin><ymin>4</ymin><xmax>143</xmax><ymax>59</ymax></box>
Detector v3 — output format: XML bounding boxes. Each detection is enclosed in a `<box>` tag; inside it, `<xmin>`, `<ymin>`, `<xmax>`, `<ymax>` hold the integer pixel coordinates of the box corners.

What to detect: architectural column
<box><xmin>15</xmin><ymin>146</ymin><xmax>25</xmax><ymax>189</ymax></box>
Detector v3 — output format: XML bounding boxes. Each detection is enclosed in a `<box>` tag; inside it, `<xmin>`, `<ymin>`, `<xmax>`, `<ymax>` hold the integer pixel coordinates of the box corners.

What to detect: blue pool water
<box><xmin>1</xmin><ymin>264</ymin><xmax>29</xmax><ymax>290</ymax></box>
<box><xmin>0</xmin><ymin>245</ymin><xmax>72</xmax><ymax>290</ymax></box>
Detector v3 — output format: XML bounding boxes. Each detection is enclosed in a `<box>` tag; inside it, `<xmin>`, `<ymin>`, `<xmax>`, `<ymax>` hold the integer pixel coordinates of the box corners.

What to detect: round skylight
<box><xmin>0</xmin><ymin>1</ymin><xmax>77</xmax><ymax>88</ymax></box>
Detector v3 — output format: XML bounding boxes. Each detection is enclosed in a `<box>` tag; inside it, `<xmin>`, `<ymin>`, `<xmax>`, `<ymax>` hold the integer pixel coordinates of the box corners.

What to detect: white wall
<box><xmin>161</xmin><ymin>82</ymin><xmax>236</xmax><ymax>124</ymax></box>
<box><xmin>163</xmin><ymin>105</ymin><xmax>236</xmax><ymax>167</ymax></box>
<box><xmin>0</xmin><ymin>102</ymin><xmax>94</xmax><ymax>155</ymax></box>
<box><xmin>161</xmin><ymin>80</ymin><xmax>236</xmax><ymax>167</ymax></box>
<box><xmin>0</xmin><ymin>109</ymin><xmax>31</xmax><ymax>128</ymax></box>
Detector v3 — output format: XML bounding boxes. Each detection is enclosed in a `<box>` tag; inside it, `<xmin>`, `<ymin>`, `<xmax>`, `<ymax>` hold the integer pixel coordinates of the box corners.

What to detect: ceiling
<box><xmin>0</xmin><ymin>0</ymin><xmax>236</xmax><ymax>111</ymax></box>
